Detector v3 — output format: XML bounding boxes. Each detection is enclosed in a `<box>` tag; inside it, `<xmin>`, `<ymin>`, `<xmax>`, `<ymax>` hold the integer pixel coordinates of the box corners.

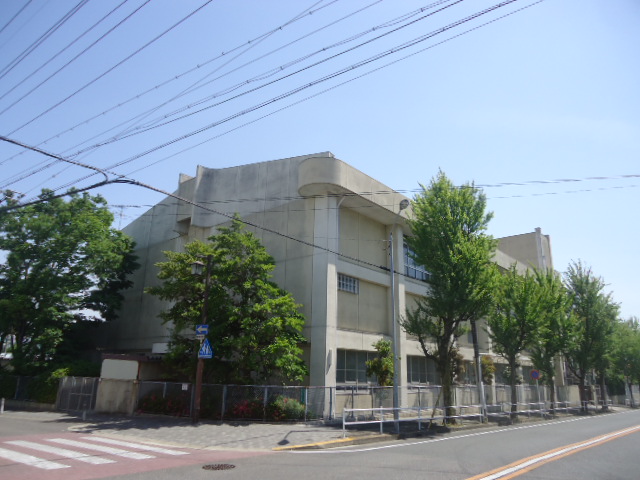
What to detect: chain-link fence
<box><xmin>135</xmin><ymin>382</ymin><xmax>330</xmax><ymax>421</ymax></box>
<box><xmin>129</xmin><ymin>380</ymin><xmax>633</xmax><ymax>422</ymax></box>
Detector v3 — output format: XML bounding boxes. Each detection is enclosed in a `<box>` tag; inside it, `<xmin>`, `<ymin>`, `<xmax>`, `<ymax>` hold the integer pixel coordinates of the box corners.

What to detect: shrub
<box><xmin>267</xmin><ymin>396</ymin><xmax>306</xmax><ymax>421</ymax></box>
<box><xmin>0</xmin><ymin>374</ymin><xmax>17</xmax><ymax>399</ymax></box>
<box><xmin>231</xmin><ymin>399</ymin><xmax>263</xmax><ymax>419</ymax></box>
<box><xmin>137</xmin><ymin>393</ymin><xmax>190</xmax><ymax>416</ymax></box>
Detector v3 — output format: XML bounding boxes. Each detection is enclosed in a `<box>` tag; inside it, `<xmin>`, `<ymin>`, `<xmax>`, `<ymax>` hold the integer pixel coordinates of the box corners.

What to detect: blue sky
<box><xmin>1</xmin><ymin>0</ymin><xmax>638</xmax><ymax>319</ymax></box>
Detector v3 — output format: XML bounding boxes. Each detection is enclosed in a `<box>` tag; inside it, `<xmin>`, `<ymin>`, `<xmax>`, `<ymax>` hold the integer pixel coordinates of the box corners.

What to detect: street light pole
<box><xmin>192</xmin><ymin>255</ymin><xmax>212</xmax><ymax>424</ymax></box>
<box><xmin>390</xmin><ymin>229</ymin><xmax>399</xmax><ymax>433</ymax></box>
<box><xmin>471</xmin><ymin>321</ymin><xmax>487</xmax><ymax>422</ymax></box>
<box><xmin>390</xmin><ymin>199</ymin><xmax>409</xmax><ymax>434</ymax></box>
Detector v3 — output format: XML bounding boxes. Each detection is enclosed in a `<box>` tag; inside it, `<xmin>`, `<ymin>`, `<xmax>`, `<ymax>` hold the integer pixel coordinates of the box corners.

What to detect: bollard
<box><xmin>1</xmin><ymin>397</ymin><xmax>4</xmax><ymax>413</ymax></box>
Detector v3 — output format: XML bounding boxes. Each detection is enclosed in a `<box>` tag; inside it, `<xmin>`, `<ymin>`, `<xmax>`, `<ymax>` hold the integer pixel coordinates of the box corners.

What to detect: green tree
<box><xmin>487</xmin><ymin>266</ymin><xmax>542</xmax><ymax>419</ymax></box>
<box><xmin>147</xmin><ymin>217</ymin><xmax>308</xmax><ymax>384</ymax></box>
<box><xmin>610</xmin><ymin>318</ymin><xmax>640</xmax><ymax>408</ymax></box>
<box><xmin>528</xmin><ymin>269</ymin><xmax>575</xmax><ymax>414</ymax></box>
<box><xmin>365</xmin><ymin>339</ymin><xmax>394</xmax><ymax>387</ymax></box>
<box><xmin>401</xmin><ymin>171</ymin><xmax>497</xmax><ymax>422</ymax></box>
<box><xmin>563</xmin><ymin>261</ymin><xmax>619</xmax><ymax>412</ymax></box>
<box><xmin>0</xmin><ymin>189</ymin><xmax>138</xmax><ymax>374</ymax></box>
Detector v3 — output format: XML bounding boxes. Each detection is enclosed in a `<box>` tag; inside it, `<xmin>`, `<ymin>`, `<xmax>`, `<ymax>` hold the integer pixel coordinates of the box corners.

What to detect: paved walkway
<box><xmin>4</xmin><ymin>407</ymin><xmax>620</xmax><ymax>451</ymax></box>
<box><xmin>0</xmin><ymin>410</ymin><xmax>368</xmax><ymax>451</ymax></box>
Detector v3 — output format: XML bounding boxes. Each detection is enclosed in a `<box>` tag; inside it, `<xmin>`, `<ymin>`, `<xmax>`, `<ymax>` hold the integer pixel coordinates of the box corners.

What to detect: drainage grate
<box><xmin>202</xmin><ymin>464</ymin><xmax>236</xmax><ymax>471</ymax></box>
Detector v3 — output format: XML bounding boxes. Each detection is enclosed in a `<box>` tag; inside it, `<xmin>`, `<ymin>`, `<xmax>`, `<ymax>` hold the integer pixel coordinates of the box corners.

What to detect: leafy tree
<box><xmin>487</xmin><ymin>266</ymin><xmax>542</xmax><ymax>419</ymax></box>
<box><xmin>528</xmin><ymin>269</ymin><xmax>575</xmax><ymax>414</ymax></box>
<box><xmin>365</xmin><ymin>339</ymin><xmax>394</xmax><ymax>387</ymax></box>
<box><xmin>402</xmin><ymin>171</ymin><xmax>497</xmax><ymax>422</ymax></box>
<box><xmin>563</xmin><ymin>261</ymin><xmax>618</xmax><ymax>412</ymax></box>
<box><xmin>147</xmin><ymin>217</ymin><xmax>308</xmax><ymax>384</ymax></box>
<box><xmin>610</xmin><ymin>318</ymin><xmax>640</xmax><ymax>407</ymax></box>
<box><xmin>479</xmin><ymin>355</ymin><xmax>496</xmax><ymax>385</ymax></box>
<box><xmin>0</xmin><ymin>189</ymin><xmax>138</xmax><ymax>375</ymax></box>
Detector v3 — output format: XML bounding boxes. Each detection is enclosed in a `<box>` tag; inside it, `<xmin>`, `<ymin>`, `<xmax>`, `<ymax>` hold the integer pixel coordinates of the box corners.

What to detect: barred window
<box><xmin>338</xmin><ymin>273</ymin><xmax>359</xmax><ymax>294</ymax></box>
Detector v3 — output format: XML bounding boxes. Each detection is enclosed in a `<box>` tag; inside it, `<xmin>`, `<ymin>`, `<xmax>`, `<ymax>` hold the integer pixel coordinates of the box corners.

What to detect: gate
<box><xmin>56</xmin><ymin>376</ymin><xmax>99</xmax><ymax>412</ymax></box>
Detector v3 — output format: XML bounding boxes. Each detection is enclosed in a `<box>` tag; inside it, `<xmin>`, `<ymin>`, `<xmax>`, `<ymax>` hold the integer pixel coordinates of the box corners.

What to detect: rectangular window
<box><xmin>404</xmin><ymin>243</ymin><xmax>430</xmax><ymax>282</ymax></box>
<box><xmin>338</xmin><ymin>273</ymin><xmax>359</xmax><ymax>294</ymax></box>
<box><xmin>407</xmin><ymin>355</ymin><xmax>439</xmax><ymax>385</ymax></box>
<box><xmin>335</xmin><ymin>349</ymin><xmax>376</xmax><ymax>384</ymax></box>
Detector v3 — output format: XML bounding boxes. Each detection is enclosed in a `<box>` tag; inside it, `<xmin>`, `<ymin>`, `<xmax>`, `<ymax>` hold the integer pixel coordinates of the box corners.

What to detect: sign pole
<box><xmin>194</xmin><ymin>355</ymin><xmax>204</xmax><ymax>423</ymax></box>
<box><xmin>192</xmin><ymin>255</ymin><xmax>212</xmax><ymax>424</ymax></box>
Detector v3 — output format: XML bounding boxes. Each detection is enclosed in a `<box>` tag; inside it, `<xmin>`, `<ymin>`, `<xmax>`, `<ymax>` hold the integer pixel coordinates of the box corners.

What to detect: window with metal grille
<box><xmin>338</xmin><ymin>273</ymin><xmax>359</xmax><ymax>294</ymax></box>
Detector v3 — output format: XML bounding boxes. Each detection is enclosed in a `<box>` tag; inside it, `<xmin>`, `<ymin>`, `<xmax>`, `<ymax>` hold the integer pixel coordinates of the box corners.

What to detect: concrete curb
<box><xmin>272</xmin><ymin>433</ymin><xmax>391</xmax><ymax>451</ymax></box>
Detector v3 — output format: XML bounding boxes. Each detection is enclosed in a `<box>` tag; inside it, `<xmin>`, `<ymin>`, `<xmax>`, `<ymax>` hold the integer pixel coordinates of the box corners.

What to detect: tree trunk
<box><xmin>442</xmin><ymin>378</ymin><xmax>456</xmax><ymax>425</ymax></box>
<box><xmin>547</xmin><ymin>377</ymin><xmax>556</xmax><ymax>416</ymax></box>
<box><xmin>599</xmin><ymin>376</ymin><xmax>609</xmax><ymax>411</ymax></box>
<box><xmin>627</xmin><ymin>380</ymin><xmax>636</xmax><ymax>408</ymax></box>
<box><xmin>578</xmin><ymin>376</ymin><xmax>588</xmax><ymax>413</ymax></box>
<box><xmin>436</xmin><ymin>347</ymin><xmax>456</xmax><ymax>425</ymax></box>
<box><xmin>509</xmin><ymin>358</ymin><xmax>518</xmax><ymax>420</ymax></box>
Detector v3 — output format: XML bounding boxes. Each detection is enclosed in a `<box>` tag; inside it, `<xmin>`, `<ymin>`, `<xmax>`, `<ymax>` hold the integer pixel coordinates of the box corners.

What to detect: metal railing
<box><xmin>342</xmin><ymin>400</ymin><xmax>583</xmax><ymax>435</ymax></box>
<box><xmin>342</xmin><ymin>404</ymin><xmax>484</xmax><ymax>436</ymax></box>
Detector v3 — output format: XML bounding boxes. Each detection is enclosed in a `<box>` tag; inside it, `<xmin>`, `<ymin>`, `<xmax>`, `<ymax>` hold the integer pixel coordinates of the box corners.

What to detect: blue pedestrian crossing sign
<box><xmin>198</xmin><ymin>338</ymin><xmax>213</xmax><ymax>359</ymax></box>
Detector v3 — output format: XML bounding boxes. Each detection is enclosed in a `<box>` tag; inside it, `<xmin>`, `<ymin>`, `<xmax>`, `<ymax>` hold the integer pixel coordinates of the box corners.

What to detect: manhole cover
<box><xmin>202</xmin><ymin>464</ymin><xmax>236</xmax><ymax>471</ymax></box>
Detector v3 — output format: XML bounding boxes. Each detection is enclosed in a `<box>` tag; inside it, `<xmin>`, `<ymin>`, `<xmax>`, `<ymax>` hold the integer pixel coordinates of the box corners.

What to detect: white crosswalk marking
<box><xmin>83</xmin><ymin>436</ymin><xmax>188</xmax><ymax>455</ymax></box>
<box><xmin>47</xmin><ymin>438</ymin><xmax>154</xmax><ymax>460</ymax></box>
<box><xmin>6</xmin><ymin>440</ymin><xmax>116</xmax><ymax>464</ymax></box>
<box><xmin>0</xmin><ymin>446</ymin><xmax>69</xmax><ymax>470</ymax></box>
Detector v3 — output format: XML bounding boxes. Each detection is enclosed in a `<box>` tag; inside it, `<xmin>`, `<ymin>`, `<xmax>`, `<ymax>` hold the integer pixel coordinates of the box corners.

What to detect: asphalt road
<box><xmin>2</xmin><ymin>409</ymin><xmax>639</xmax><ymax>479</ymax></box>
<box><xmin>152</xmin><ymin>408</ymin><xmax>639</xmax><ymax>480</ymax></box>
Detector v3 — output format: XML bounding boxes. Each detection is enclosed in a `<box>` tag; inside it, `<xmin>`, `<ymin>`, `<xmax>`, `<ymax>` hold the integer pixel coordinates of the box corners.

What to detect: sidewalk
<box><xmin>0</xmin><ymin>409</ymin><xmax>379</xmax><ymax>451</ymax></box>
<box><xmin>2</xmin><ymin>407</ymin><xmax>623</xmax><ymax>452</ymax></box>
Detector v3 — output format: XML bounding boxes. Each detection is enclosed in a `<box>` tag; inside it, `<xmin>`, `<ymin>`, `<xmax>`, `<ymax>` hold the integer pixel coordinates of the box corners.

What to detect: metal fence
<box><xmin>56</xmin><ymin>376</ymin><xmax>100</xmax><ymax>412</ymax></box>
<box><xmin>135</xmin><ymin>382</ymin><xmax>330</xmax><ymax>421</ymax></box>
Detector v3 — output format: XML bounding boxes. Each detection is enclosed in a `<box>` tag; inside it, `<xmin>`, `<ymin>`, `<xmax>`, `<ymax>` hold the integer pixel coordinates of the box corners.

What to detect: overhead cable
<box><xmin>5</xmin><ymin>0</ymin><xmax>215</xmax><ymax>136</ymax></box>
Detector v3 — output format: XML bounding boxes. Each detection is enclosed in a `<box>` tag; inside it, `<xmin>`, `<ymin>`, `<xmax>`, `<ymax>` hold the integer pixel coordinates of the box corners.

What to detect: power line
<box><xmin>121</xmin><ymin>0</ymin><xmax>545</xmax><ymax>178</ymax></box>
<box><xmin>0</xmin><ymin>0</ymin><xmax>133</xmax><ymax>108</ymax></box>
<box><xmin>69</xmin><ymin>0</ymin><xmax>466</xmax><ymax>155</ymax></box>
<box><xmin>106</xmin><ymin>0</ymin><xmax>450</xmax><ymax>141</ymax></box>
<box><xmin>2</xmin><ymin>0</ymin><xmax>545</xmax><ymax>197</ymax></box>
<box><xmin>60</xmin><ymin>0</ymin><xmax>516</xmax><ymax>187</ymax></box>
<box><xmin>0</xmin><ymin>0</ymin><xmax>89</xmax><ymax>81</ymax></box>
<box><xmin>0</xmin><ymin>0</ymin><xmax>384</xmax><ymax>169</ymax></box>
<box><xmin>0</xmin><ymin>0</ymin><xmax>34</xmax><ymax>37</ymax></box>
<box><xmin>0</xmin><ymin>136</ymin><xmax>399</xmax><ymax>277</ymax></box>
<box><xmin>5</xmin><ymin>0</ymin><xmax>215</xmax><ymax>136</ymax></box>
<box><xmin>0</xmin><ymin>0</ymin><xmax>354</xmax><ymax>169</ymax></box>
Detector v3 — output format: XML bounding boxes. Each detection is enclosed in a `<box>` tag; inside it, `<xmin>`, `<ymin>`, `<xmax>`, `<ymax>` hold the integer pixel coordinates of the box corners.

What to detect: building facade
<box><xmin>102</xmin><ymin>152</ymin><xmax>554</xmax><ymax>390</ymax></box>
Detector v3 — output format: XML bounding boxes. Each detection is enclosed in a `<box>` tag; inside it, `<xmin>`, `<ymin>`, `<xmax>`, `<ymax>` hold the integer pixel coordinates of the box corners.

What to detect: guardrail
<box><xmin>342</xmin><ymin>401</ymin><xmax>585</xmax><ymax>436</ymax></box>
<box><xmin>342</xmin><ymin>404</ymin><xmax>483</xmax><ymax>436</ymax></box>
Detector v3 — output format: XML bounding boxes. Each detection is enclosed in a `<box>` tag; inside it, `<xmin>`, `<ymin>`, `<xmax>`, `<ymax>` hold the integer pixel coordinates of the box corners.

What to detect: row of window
<box><xmin>335</xmin><ymin>349</ymin><xmax>440</xmax><ymax>385</ymax></box>
<box><xmin>335</xmin><ymin>349</ymin><xmax>542</xmax><ymax>386</ymax></box>
<box><xmin>337</xmin><ymin>245</ymin><xmax>429</xmax><ymax>295</ymax></box>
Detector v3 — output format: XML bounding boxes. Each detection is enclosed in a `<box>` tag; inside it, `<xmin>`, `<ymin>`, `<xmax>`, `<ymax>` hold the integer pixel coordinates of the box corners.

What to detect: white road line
<box><xmin>475</xmin><ymin>425</ymin><xmax>640</xmax><ymax>480</ymax></box>
<box><xmin>5</xmin><ymin>440</ymin><xmax>116</xmax><ymax>465</ymax></box>
<box><xmin>47</xmin><ymin>438</ymin><xmax>154</xmax><ymax>460</ymax></box>
<box><xmin>0</xmin><ymin>446</ymin><xmax>69</xmax><ymax>470</ymax></box>
<box><xmin>83</xmin><ymin>436</ymin><xmax>189</xmax><ymax>455</ymax></box>
<box><xmin>294</xmin><ymin>409</ymin><xmax>640</xmax><ymax>454</ymax></box>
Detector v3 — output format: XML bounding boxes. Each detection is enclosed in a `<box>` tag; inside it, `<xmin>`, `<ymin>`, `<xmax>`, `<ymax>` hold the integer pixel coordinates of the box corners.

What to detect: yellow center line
<box><xmin>466</xmin><ymin>424</ymin><xmax>640</xmax><ymax>480</ymax></box>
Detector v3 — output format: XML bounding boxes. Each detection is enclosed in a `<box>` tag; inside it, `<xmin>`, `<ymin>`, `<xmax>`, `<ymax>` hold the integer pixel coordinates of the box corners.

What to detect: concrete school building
<box><xmin>100</xmin><ymin>152</ymin><xmax>554</xmax><ymax>389</ymax></box>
